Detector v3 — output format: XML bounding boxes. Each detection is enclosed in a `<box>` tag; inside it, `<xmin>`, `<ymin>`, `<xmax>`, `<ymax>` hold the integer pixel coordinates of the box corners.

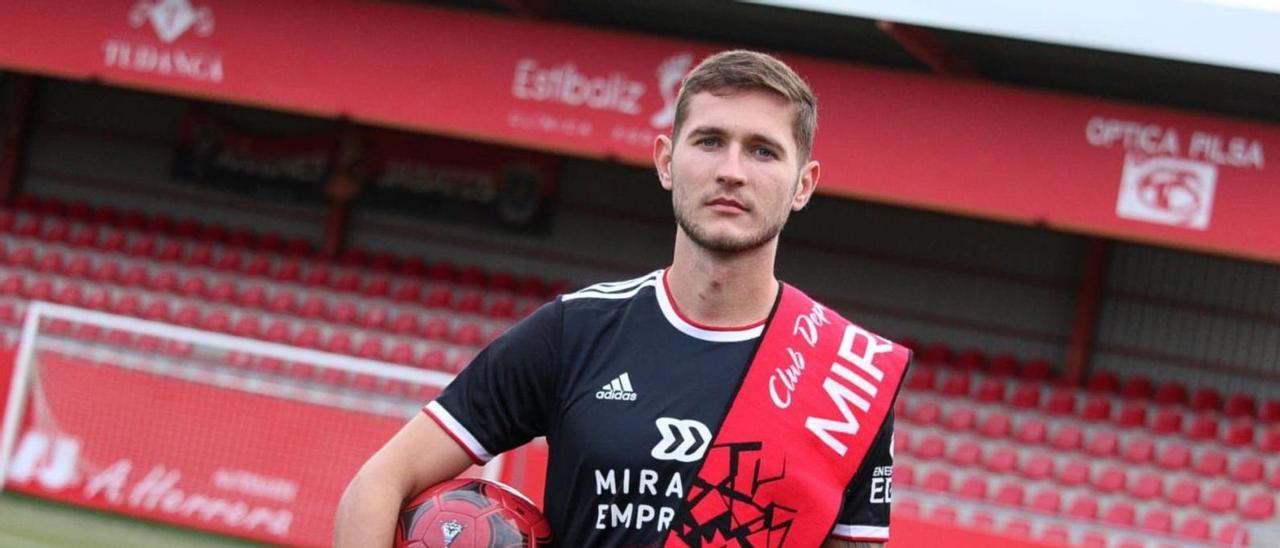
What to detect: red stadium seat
<box><xmin>227</xmin><ymin>227</ymin><xmax>255</xmax><ymax>247</ymax></box>
<box><xmin>90</xmin><ymin>258</ymin><xmax>121</xmax><ymax>283</ymax></box>
<box><xmin>486</xmin><ymin>295</ymin><xmax>517</xmax><ymax>319</ymax></box>
<box><xmin>154</xmin><ymin>240</ymin><xmax>184</xmax><ymax>262</ymax></box>
<box><xmin>1008</xmin><ymin>382</ymin><xmax>1041</xmax><ymax>409</ymax></box>
<box><xmin>953</xmin><ymin>348</ymin><xmax>985</xmax><ymax>371</ymax></box>
<box><xmin>298</xmin><ymin>295</ymin><xmax>328</xmax><ymax>319</ymax></box>
<box><xmin>453</xmin><ymin>291</ymin><xmax>484</xmax><ymax>314</ymax></box>
<box><xmin>120</xmin><ymin>264</ymin><xmax>149</xmax><ymax>287</ymax></box>
<box><xmin>232</xmin><ymin>314</ymin><xmax>262</xmax><ymax>338</ymax></box>
<box><xmin>943</xmin><ymin>406</ymin><xmax>976</xmax><ymax>431</ymax></box>
<box><xmin>1121</xmin><ymin>436</ymin><xmax>1154</xmax><ymax>464</ymax></box>
<box><xmin>992</xmin><ymin>482</ymin><xmax>1024</xmax><ymax>507</ymax></box>
<box><xmin>1081</xmin><ymin>395</ymin><xmax>1112</xmax><ymax>422</ymax></box>
<box><xmin>266</xmin><ymin>291</ymin><xmax>297</xmax><ymax>315</ymax></box>
<box><xmin>274</xmin><ymin>260</ymin><xmax>303</xmax><ymax>282</ymax></box>
<box><xmin>64</xmin><ymin>255</ymin><xmax>92</xmax><ymax>278</ymax></box>
<box><xmin>0</xmin><ymin>273</ymin><xmax>23</xmax><ymax>296</ymax></box>
<box><xmin>421</xmin><ymin>317</ymin><xmax>451</xmax><ymax>341</ymax></box>
<box><xmin>141</xmin><ymin>299</ymin><xmax>170</xmax><ymax>322</ymax></box>
<box><xmin>1014</xmin><ymin>418</ymin><xmax>1046</xmax><ymax>445</ymax></box>
<box><xmin>1224</xmin><ymin>392</ymin><xmax>1257</xmax><ymax>417</ymax></box>
<box><xmin>942</xmin><ymin>371</ymin><xmax>967</xmax><ymax>396</ymax></box>
<box><xmin>1129</xmin><ymin>472</ymin><xmax>1163</xmax><ymax>500</ymax></box>
<box><xmin>1001</xmin><ymin>519</ymin><xmax>1031</xmax><ymax>540</ymax></box>
<box><xmin>983</xmin><ymin>447</ymin><xmax>1017</xmax><ymax>474</ymax></box>
<box><xmin>357</xmin><ymin>306</ymin><xmax>390</xmax><ymax>330</ymax></box>
<box><xmin>928</xmin><ymin>503</ymin><xmax>957</xmax><ymax>524</ymax></box>
<box><xmin>1057</xmin><ymin>458</ymin><xmax>1090</xmax><ymax>487</ymax></box>
<box><xmin>906</xmin><ymin>400</ymin><xmax>939</xmax><ymax>425</ymax></box>
<box><xmin>1261</xmin><ymin>400</ymin><xmax>1280</xmax><ymax>422</ymax></box>
<box><xmin>418</xmin><ymin>348</ymin><xmax>447</xmax><ymax>371</ymax></box>
<box><xmin>126</xmin><ymin>235</ymin><xmax>156</xmax><ymax>257</ymax></box>
<box><xmin>915</xmin><ymin>434</ymin><xmax>946</xmax><ymax>460</ymax></box>
<box><xmin>206</xmin><ymin>279</ymin><xmax>237</xmax><ymax>303</ymax></box>
<box><xmin>956</xmin><ymin>474</ymin><xmax>988</xmax><ymax>499</ymax></box>
<box><xmin>984</xmin><ymin>354</ymin><xmax>1019</xmax><ymax>377</ymax></box>
<box><xmin>324</xmin><ymin>331</ymin><xmax>353</xmax><ymax>355</ymax></box>
<box><xmin>173</xmin><ymin>303</ymin><xmax>202</xmax><ymax>327</ymax></box>
<box><xmin>244</xmin><ymin>255</ymin><xmax>273</xmax><ymax>277</ymax></box>
<box><xmin>14</xmin><ymin>216</ymin><xmax>41</xmax><ymax>237</ymax></box>
<box><xmin>1139</xmin><ymin>508</ymin><xmax>1172</xmax><ymax>534</ymax></box>
<box><xmin>1102</xmin><ymin>501</ymin><xmax>1136</xmax><ymax>527</ymax></box>
<box><xmin>391</xmin><ymin>280</ymin><xmax>423</xmax><ymax>303</ymax></box>
<box><xmin>389</xmin><ymin>313</ymin><xmax>419</xmax><ymax>335</ymax></box>
<box><xmin>304</xmin><ymin>265</ymin><xmax>332</xmax><ymax>287</ymax></box>
<box><xmin>356</xmin><ymin>336</ymin><xmax>385</xmax><ymax>360</ymax></box>
<box><xmin>388</xmin><ymin>342</ymin><xmax>415</xmax><ymax>365</ymax></box>
<box><xmin>1093</xmin><ymin>465</ymin><xmax>1126</xmax><ymax>493</ymax></box>
<box><xmin>1168</xmin><ymin>478</ymin><xmax>1201</xmax><ymax>506</ymax></box>
<box><xmin>7</xmin><ymin>245</ymin><xmax>36</xmax><ymax>268</ymax></box>
<box><xmin>332</xmin><ymin>272</ymin><xmax>361</xmax><ymax>292</ymax></box>
<box><xmin>184</xmin><ymin>243</ymin><xmax>214</xmax><ymax>268</ymax></box>
<box><xmin>1085</xmin><ymin>430</ymin><xmax>1118</xmax><ymax>458</ymax></box>
<box><xmin>263</xmin><ymin>320</ymin><xmax>292</xmax><ymax>343</ymax></box>
<box><xmin>177</xmin><ymin>274</ymin><xmax>207</xmax><ymax>297</ymax></box>
<box><xmin>1187</xmin><ymin>414</ymin><xmax>1219</xmax><ymax>441</ymax></box>
<box><xmin>947</xmin><ymin>439</ymin><xmax>982</xmax><ymax>467</ymax></box>
<box><xmin>1151</xmin><ymin>408</ymin><xmax>1184</xmax><ymax>435</ymax></box>
<box><xmin>1043</xmin><ymin>387</ymin><xmax>1075</xmax><ymax>415</ymax></box>
<box><xmin>1232</xmin><ymin>456</ymin><xmax>1265</xmax><ymax>483</ymax></box>
<box><xmin>515</xmin><ymin>275</ymin><xmax>545</xmax><ymax>297</ymax></box>
<box><xmin>1216</xmin><ymin>522</ymin><xmax>1250</xmax><ymax>546</ymax></box>
<box><xmin>148</xmin><ymin>270</ymin><xmax>180</xmax><ymax>293</ymax></box>
<box><xmin>1029</xmin><ymin>488</ymin><xmax>1061</xmax><ymax>513</ymax></box>
<box><xmin>1086</xmin><ymin>371</ymin><xmax>1119</xmax><ymax>394</ymax></box>
<box><xmin>173</xmin><ymin>218</ymin><xmax>201</xmax><ymax>238</ymax></box>
<box><xmin>1154</xmin><ymin>382</ymin><xmax>1188</xmax><ymax>405</ymax></box>
<box><xmin>1242</xmin><ymin>492</ymin><xmax>1276</xmax><ymax>520</ymax></box>
<box><xmin>99</xmin><ymin>231</ymin><xmax>126</xmax><ymax>253</ymax></box>
<box><xmin>1203</xmin><ymin>484</ymin><xmax>1238</xmax><ymax>513</ymax></box>
<box><xmin>237</xmin><ymin>285</ymin><xmax>268</xmax><ymax>309</ymax></box>
<box><xmin>293</xmin><ymin>326</ymin><xmax>323</xmax><ymax>349</ymax></box>
<box><xmin>213</xmin><ymin>250</ymin><xmax>242</xmax><ymax>272</ymax></box>
<box><xmin>1190</xmin><ymin>387</ymin><xmax>1224</xmax><ymax>412</ymax></box>
<box><xmin>423</xmin><ymin>287</ymin><xmax>453</xmax><ymax>309</ymax></box>
<box><xmin>977</xmin><ymin>411</ymin><xmax>1010</xmax><ymax>438</ymax></box>
<box><xmin>457</xmin><ymin>265</ymin><xmax>487</xmax><ymax>287</ymax></box>
<box><xmin>362</xmin><ymin>276</ymin><xmax>392</xmax><ymax>298</ymax></box>
<box><xmin>1156</xmin><ymin>443</ymin><xmax>1190</xmax><ymax>471</ymax></box>
<box><xmin>1020</xmin><ymin>359</ymin><xmax>1052</xmax><ymax>381</ymax></box>
<box><xmin>1262</xmin><ymin>426</ymin><xmax>1280</xmax><ymax>452</ymax></box>
<box><xmin>201</xmin><ymin>309</ymin><xmax>232</xmax><ymax>333</ymax></box>
<box><xmin>1115</xmin><ymin>401</ymin><xmax>1147</xmax><ymax>428</ymax></box>
<box><xmin>1194</xmin><ymin>449</ymin><xmax>1228</xmax><ymax>477</ymax></box>
<box><xmin>36</xmin><ymin>250</ymin><xmax>64</xmax><ymax>274</ymax></box>
<box><xmin>1066</xmin><ymin>494</ymin><xmax>1099</xmax><ymax>520</ymax></box>
<box><xmin>918</xmin><ymin>343</ymin><xmax>952</xmax><ymax>367</ymax></box>
<box><xmin>69</xmin><ymin>226</ymin><xmax>98</xmax><ymax>247</ymax></box>
<box><xmin>1224</xmin><ymin>418</ymin><xmax>1255</xmax><ymax>446</ymax></box>
<box><xmin>921</xmin><ymin>469</ymin><xmax>951</xmax><ymax>493</ymax></box>
<box><xmin>1019</xmin><ymin>452</ymin><xmax>1054</xmax><ymax>480</ymax></box>
<box><xmin>327</xmin><ymin>299</ymin><xmax>358</xmax><ymax>325</ymax></box>
<box><xmin>1177</xmin><ymin>515</ymin><xmax>1211</xmax><ymax>541</ymax></box>
<box><xmin>905</xmin><ymin>367</ymin><xmax>936</xmax><ymax>391</ymax></box>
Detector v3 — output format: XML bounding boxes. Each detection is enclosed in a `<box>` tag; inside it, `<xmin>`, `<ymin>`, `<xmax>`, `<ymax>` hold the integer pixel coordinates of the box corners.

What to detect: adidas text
<box><xmin>596</xmin><ymin>390</ymin><xmax>637</xmax><ymax>401</ymax></box>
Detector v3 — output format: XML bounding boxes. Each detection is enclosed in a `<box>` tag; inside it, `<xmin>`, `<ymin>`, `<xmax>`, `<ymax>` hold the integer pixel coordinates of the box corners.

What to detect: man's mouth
<box><xmin>706</xmin><ymin>197</ymin><xmax>748</xmax><ymax>212</ymax></box>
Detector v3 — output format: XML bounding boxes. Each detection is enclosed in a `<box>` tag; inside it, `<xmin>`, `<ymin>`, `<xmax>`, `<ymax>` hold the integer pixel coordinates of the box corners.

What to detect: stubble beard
<box><xmin>671</xmin><ymin>176</ymin><xmax>795</xmax><ymax>255</ymax></box>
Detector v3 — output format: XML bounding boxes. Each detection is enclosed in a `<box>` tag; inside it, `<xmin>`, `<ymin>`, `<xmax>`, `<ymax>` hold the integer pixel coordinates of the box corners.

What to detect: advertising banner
<box><xmin>3</xmin><ymin>350</ymin><xmax>502</xmax><ymax>546</ymax></box>
<box><xmin>0</xmin><ymin>0</ymin><xmax>1276</xmax><ymax>260</ymax></box>
<box><xmin>173</xmin><ymin>109</ymin><xmax>561</xmax><ymax>229</ymax></box>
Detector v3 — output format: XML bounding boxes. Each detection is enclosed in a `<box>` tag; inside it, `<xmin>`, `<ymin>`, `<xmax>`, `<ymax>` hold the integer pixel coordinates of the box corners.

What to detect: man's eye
<box><xmin>697</xmin><ymin>137</ymin><xmax>720</xmax><ymax>147</ymax></box>
<box><xmin>753</xmin><ymin>147</ymin><xmax>778</xmax><ymax>159</ymax></box>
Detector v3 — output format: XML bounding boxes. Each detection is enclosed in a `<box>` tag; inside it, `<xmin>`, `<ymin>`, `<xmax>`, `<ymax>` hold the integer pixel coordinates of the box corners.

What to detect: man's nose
<box><xmin>715</xmin><ymin>144</ymin><xmax>747</xmax><ymax>186</ymax></box>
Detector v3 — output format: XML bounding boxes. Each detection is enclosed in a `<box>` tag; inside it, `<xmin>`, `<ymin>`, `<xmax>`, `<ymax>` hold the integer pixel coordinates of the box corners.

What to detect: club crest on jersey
<box><xmin>596</xmin><ymin>372</ymin><xmax>638</xmax><ymax>401</ymax></box>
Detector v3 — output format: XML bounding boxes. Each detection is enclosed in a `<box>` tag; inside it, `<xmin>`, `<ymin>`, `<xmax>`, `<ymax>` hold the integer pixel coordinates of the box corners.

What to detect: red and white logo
<box><xmin>1116</xmin><ymin>153</ymin><xmax>1217</xmax><ymax>230</ymax></box>
<box><xmin>6</xmin><ymin>431</ymin><xmax>82</xmax><ymax>491</ymax></box>
<box><xmin>129</xmin><ymin>0</ymin><xmax>215</xmax><ymax>43</ymax></box>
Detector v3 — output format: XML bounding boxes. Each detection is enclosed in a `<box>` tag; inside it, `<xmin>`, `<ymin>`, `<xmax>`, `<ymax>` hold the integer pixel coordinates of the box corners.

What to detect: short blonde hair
<box><xmin>672</xmin><ymin>50</ymin><xmax>818</xmax><ymax>160</ymax></box>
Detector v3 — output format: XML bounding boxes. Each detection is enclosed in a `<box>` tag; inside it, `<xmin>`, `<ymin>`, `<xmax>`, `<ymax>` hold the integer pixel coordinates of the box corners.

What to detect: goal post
<box><xmin>0</xmin><ymin>301</ymin><xmax>509</xmax><ymax>546</ymax></box>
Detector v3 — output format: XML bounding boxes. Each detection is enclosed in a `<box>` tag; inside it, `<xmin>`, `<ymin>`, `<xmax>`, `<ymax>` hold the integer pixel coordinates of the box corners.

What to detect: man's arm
<box><xmin>333</xmin><ymin>413</ymin><xmax>475</xmax><ymax>547</ymax></box>
<box><xmin>823</xmin><ymin>540</ymin><xmax>883</xmax><ymax>548</ymax></box>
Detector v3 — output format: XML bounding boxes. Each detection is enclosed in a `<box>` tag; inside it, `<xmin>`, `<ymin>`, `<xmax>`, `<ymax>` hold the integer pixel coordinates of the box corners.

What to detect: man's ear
<box><xmin>654</xmin><ymin>134</ymin><xmax>674</xmax><ymax>191</ymax></box>
<box><xmin>792</xmin><ymin>159</ymin><xmax>820</xmax><ymax>211</ymax></box>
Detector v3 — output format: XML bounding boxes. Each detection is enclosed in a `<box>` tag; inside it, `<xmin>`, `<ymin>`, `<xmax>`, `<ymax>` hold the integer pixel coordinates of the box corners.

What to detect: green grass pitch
<box><xmin>0</xmin><ymin>491</ymin><xmax>261</xmax><ymax>547</ymax></box>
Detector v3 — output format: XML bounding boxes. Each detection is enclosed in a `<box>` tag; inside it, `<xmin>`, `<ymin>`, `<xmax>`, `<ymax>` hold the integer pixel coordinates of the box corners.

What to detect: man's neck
<box><xmin>667</xmin><ymin>230</ymin><xmax>780</xmax><ymax>328</ymax></box>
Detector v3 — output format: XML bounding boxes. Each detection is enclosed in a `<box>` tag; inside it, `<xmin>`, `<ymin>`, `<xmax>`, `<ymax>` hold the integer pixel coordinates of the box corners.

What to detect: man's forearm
<box><xmin>333</xmin><ymin>470</ymin><xmax>403</xmax><ymax>547</ymax></box>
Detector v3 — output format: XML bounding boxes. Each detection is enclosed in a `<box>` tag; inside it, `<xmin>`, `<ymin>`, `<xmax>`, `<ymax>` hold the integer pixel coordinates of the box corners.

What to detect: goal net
<box><xmin>0</xmin><ymin>301</ymin><xmax>499</xmax><ymax>546</ymax></box>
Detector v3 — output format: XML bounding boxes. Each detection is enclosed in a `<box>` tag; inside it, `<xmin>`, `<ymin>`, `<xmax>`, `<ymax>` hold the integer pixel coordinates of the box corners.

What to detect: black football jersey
<box><xmin>426</xmin><ymin>270</ymin><xmax>894</xmax><ymax>546</ymax></box>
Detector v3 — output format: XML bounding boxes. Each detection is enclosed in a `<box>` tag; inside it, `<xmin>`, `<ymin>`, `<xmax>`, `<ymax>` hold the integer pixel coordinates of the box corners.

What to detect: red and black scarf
<box><xmin>664</xmin><ymin>284</ymin><xmax>910</xmax><ymax>547</ymax></box>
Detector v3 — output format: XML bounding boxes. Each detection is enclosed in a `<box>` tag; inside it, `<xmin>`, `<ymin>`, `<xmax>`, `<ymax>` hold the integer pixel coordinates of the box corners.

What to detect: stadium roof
<box><xmin>417</xmin><ymin>0</ymin><xmax>1280</xmax><ymax>125</ymax></box>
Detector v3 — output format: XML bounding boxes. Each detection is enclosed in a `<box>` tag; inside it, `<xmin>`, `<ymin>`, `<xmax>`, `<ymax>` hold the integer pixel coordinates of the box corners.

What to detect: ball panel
<box><xmin>393</xmin><ymin>479</ymin><xmax>551</xmax><ymax>548</ymax></box>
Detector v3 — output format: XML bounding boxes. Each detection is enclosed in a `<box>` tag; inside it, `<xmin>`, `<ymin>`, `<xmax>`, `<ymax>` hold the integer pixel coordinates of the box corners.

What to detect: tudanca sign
<box><xmin>103</xmin><ymin>0</ymin><xmax>224</xmax><ymax>83</ymax></box>
<box><xmin>1085</xmin><ymin>116</ymin><xmax>1266</xmax><ymax>231</ymax></box>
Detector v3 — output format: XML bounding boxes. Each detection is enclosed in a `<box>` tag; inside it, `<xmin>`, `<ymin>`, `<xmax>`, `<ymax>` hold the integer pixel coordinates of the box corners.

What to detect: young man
<box><xmin>335</xmin><ymin>50</ymin><xmax>907</xmax><ymax>547</ymax></box>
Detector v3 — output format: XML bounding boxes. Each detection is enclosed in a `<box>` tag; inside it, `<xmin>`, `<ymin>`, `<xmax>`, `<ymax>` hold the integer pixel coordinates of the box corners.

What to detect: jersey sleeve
<box><xmin>830</xmin><ymin>410</ymin><xmax>894</xmax><ymax>542</ymax></box>
<box><xmin>423</xmin><ymin>299</ymin><xmax>561</xmax><ymax>464</ymax></box>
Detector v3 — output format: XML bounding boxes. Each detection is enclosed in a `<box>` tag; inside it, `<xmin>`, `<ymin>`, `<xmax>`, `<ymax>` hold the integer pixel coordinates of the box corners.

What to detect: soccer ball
<box><xmin>394</xmin><ymin>478</ymin><xmax>552</xmax><ymax>548</ymax></box>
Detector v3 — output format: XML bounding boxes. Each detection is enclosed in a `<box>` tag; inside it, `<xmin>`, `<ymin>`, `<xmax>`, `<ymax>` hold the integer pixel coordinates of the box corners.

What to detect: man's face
<box><xmin>655</xmin><ymin>89</ymin><xmax>819</xmax><ymax>254</ymax></box>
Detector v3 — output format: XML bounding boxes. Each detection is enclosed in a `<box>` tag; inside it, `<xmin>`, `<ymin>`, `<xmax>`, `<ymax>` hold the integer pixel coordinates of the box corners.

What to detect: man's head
<box><xmin>655</xmin><ymin>50</ymin><xmax>821</xmax><ymax>255</ymax></box>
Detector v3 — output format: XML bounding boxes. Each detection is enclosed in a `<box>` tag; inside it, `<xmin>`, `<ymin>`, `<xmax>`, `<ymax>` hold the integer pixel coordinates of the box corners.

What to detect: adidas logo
<box><xmin>596</xmin><ymin>372</ymin><xmax>638</xmax><ymax>401</ymax></box>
